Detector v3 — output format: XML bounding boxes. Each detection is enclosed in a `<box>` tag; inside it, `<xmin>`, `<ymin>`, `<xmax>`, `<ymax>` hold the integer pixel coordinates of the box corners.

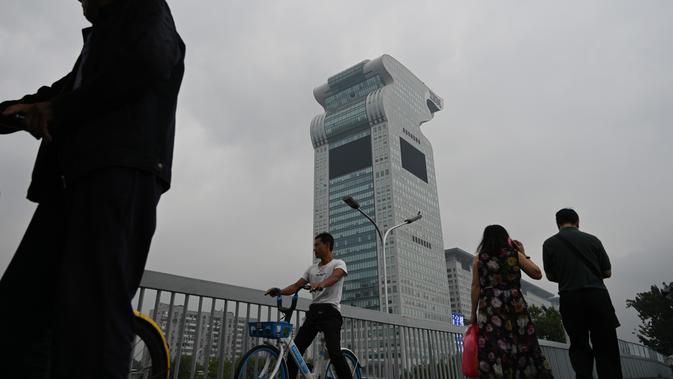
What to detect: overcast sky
<box><xmin>1</xmin><ymin>0</ymin><xmax>672</xmax><ymax>343</ymax></box>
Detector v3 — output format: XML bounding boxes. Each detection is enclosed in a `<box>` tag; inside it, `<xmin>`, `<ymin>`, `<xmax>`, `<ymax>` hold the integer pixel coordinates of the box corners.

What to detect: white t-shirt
<box><xmin>302</xmin><ymin>259</ymin><xmax>348</xmax><ymax>311</ymax></box>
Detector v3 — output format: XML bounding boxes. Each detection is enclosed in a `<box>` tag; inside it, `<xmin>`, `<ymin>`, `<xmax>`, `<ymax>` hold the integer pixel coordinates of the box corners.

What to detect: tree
<box><xmin>170</xmin><ymin>355</ymin><xmax>234</xmax><ymax>379</ymax></box>
<box><xmin>172</xmin><ymin>355</ymin><xmax>203</xmax><ymax>379</ymax></box>
<box><xmin>626</xmin><ymin>282</ymin><xmax>673</xmax><ymax>355</ymax></box>
<box><xmin>528</xmin><ymin>305</ymin><xmax>566</xmax><ymax>343</ymax></box>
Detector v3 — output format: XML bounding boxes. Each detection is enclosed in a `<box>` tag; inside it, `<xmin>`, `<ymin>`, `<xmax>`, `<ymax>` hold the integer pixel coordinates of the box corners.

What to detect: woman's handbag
<box><xmin>462</xmin><ymin>323</ymin><xmax>479</xmax><ymax>377</ymax></box>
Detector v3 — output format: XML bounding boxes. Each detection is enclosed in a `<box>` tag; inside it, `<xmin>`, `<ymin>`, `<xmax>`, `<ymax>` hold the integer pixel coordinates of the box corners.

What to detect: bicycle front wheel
<box><xmin>325</xmin><ymin>349</ymin><xmax>362</xmax><ymax>379</ymax></box>
<box><xmin>235</xmin><ymin>345</ymin><xmax>288</xmax><ymax>379</ymax></box>
<box><xmin>129</xmin><ymin>311</ymin><xmax>170</xmax><ymax>379</ymax></box>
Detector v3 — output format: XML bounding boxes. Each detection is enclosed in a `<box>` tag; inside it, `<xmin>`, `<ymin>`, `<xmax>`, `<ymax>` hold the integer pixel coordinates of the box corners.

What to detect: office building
<box><xmin>310</xmin><ymin>55</ymin><xmax>450</xmax><ymax>321</ymax></box>
<box><xmin>444</xmin><ymin>248</ymin><xmax>474</xmax><ymax>318</ymax></box>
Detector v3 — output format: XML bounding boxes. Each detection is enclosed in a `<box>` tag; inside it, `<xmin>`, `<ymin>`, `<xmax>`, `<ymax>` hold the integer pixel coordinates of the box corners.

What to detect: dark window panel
<box><xmin>329</xmin><ymin>136</ymin><xmax>373</xmax><ymax>179</ymax></box>
<box><xmin>400</xmin><ymin>137</ymin><xmax>428</xmax><ymax>182</ymax></box>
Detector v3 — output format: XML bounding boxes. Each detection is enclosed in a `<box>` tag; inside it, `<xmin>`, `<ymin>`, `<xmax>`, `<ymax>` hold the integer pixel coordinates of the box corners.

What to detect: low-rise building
<box><xmin>151</xmin><ymin>303</ymin><xmax>255</xmax><ymax>364</ymax></box>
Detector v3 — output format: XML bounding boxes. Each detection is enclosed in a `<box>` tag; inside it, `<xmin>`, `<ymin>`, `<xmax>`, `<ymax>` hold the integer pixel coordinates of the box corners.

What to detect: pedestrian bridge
<box><xmin>135</xmin><ymin>270</ymin><xmax>672</xmax><ymax>379</ymax></box>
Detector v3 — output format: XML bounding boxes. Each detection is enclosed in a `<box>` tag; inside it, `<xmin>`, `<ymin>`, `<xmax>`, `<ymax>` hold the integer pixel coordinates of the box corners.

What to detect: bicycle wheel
<box><xmin>129</xmin><ymin>311</ymin><xmax>170</xmax><ymax>379</ymax></box>
<box><xmin>235</xmin><ymin>345</ymin><xmax>288</xmax><ymax>379</ymax></box>
<box><xmin>325</xmin><ymin>349</ymin><xmax>362</xmax><ymax>379</ymax></box>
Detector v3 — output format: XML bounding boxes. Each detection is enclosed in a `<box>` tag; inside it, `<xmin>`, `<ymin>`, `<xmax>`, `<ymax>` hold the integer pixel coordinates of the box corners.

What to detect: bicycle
<box><xmin>235</xmin><ymin>285</ymin><xmax>362</xmax><ymax>379</ymax></box>
<box><xmin>129</xmin><ymin>310</ymin><xmax>171</xmax><ymax>379</ymax></box>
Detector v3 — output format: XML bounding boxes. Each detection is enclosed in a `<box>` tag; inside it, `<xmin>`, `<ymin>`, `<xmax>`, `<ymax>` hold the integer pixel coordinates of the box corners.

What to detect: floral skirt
<box><xmin>477</xmin><ymin>288</ymin><xmax>554</xmax><ymax>378</ymax></box>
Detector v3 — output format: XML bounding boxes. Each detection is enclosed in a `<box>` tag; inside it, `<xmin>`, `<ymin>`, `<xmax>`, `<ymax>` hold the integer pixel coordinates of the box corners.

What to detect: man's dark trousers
<box><xmin>287</xmin><ymin>304</ymin><xmax>354</xmax><ymax>379</ymax></box>
<box><xmin>0</xmin><ymin>167</ymin><xmax>162</xmax><ymax>378</ymax></box>
<box><xmin>560</xmin><ymin>288</ymin><xmax>623</xmax><ymax>379</ymax></box>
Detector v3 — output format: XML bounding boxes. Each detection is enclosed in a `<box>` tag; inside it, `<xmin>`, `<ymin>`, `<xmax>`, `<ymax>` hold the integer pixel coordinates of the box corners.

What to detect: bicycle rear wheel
<box><xmin>129</xmin><ymin>311</ymin><xmax>170</xmax><ymax>379</ymax></box>
<box><xmin>235</xmin><ymin>345</ymin><xmax>288</xmax><ymax>379</ymax></box>
<box><xmin>325</xmin><ymin>349</ymin><xmax>362</xmax><ymax>379</ymax></box>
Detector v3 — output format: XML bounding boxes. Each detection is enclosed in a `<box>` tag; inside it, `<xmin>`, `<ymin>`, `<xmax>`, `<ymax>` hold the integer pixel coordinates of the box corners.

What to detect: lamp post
<box><xmin>342</xmin><ymin>196</ymin><xmax>422</xmax><ymax>314</ymax></box>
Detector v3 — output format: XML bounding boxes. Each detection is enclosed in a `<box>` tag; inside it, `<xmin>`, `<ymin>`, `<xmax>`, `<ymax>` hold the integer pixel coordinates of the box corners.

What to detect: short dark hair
<box><xmin>315</xmin><ymin>232</ymin><xmax>334</xmax><ymax>250</ymax></box>
<box><xmin>556</xmin><ymin>208</ymin><xmax>579</xmax><ymax>227</ymax></box>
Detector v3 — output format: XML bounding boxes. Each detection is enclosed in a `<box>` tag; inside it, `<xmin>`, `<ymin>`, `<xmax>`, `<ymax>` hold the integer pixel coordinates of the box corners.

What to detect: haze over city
<box><xmin>2</xmin><ymin>0</ymin><xmax>672</xmax><ymax>343</ymax></box>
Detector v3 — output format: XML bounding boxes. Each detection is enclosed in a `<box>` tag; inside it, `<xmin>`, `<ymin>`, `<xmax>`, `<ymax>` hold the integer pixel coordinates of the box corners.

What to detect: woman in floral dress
<box><xmin>470</xmin><ymin>225</ymin><xmax>553</xmax><ymax>378</ymax></box>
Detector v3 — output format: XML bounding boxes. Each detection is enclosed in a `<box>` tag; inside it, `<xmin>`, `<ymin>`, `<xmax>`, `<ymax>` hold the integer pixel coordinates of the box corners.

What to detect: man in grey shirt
<box><xmin>543</xmin><ymin>208</ymin><xmax>622</xmax><ymax>379</ymax></box>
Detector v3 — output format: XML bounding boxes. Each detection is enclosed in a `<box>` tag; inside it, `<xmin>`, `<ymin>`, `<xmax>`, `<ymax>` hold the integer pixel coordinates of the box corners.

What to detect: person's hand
<box><xmin>0</xmin><ymin>112</ymin><xmax>25</xmax><ymax>133</ymax></box>
<box><xmin>512</xmin><ymin>239</ymin><xmax>532</xmax><ymax>260</ymax></box>
<box><xmin>2</xmin><ymin>102</ymin><xmax>54</xmax><ymax>142</ymax></box>
<box><xmin>511</xmin><ymin>240</ymin><xmax>525</xmax><ymax>254</ymax></box>
<box><xmin>0</xmin><ymin>115</ymin><xmax>14</xmax><ymax>130</ymax></box>
<box><xmin>310</xmin><ymin>283</ymin><xmax>325</xmax><ymax>293</ymax></box>
<box><xmin>265</xmin><ymin>287</ymin><xmax>281</xmax><ymax>297</ymax></box>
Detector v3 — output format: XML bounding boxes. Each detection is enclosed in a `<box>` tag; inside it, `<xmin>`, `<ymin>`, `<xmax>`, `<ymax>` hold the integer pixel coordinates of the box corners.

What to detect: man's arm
<box><xmin>3</xmin><ymin>73</ymin><xmax>71</xmax><ymax>107</ymax></box>
<box><xmin>280</xmin><ymin>278</ymin><xmax>309</xmax><ymax>296</ymax></box>
<box><xmin>265</xmin><ymin>277</ymin><xmax>308</xmax><ymax>297</ymax></box>
<box><xmin>542</xmin><ymin>242</ymin><xmax>558</xmax><ymax>283</ymax></box>
<box><xmin>313</xmin><ymin>268</ymin><xmax>346</xmax><ymax>291</ymax></box>
<box><xmin>1</xmin><ymin>75</ymin><xmax>71</xmax><ymax>139</ymax></box>
<box><xmin>0</xmin><ymin>103</ymin><xmax>20</xmax><ymax>134</ymax></box>
<box><xmin>595</xmin><ymin>239</ymin><xmax>612</xmax><ymax>278</ymax></box>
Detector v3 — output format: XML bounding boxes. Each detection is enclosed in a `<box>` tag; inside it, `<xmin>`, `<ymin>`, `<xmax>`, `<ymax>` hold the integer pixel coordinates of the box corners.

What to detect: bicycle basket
<box><xmin>248</xmin><ymin>321</ymin><xmax>293</xmax><ymax>339</ymax></box>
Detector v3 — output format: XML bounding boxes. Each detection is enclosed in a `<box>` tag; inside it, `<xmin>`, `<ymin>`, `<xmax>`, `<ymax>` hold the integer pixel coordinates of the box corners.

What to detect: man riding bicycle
<box><xmin>266</xmin><ymin>232</ymin><xmax>354</xmax><ymax>379</ymax></box>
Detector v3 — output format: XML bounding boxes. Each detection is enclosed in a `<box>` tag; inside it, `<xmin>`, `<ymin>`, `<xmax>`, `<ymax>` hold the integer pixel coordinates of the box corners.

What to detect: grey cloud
<box><xmin>2</xmin><ymin>0</ymin><xmax>672</xmax><ymax>343</ymax></box>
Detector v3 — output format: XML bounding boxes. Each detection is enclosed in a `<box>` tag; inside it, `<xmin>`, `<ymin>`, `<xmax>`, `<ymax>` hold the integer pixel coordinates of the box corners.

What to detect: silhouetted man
<box><xmin>0</xmin><ymin>0</ymin><xmax>185</xmax><ymax>377</ymax></box>
<box><xmin>543</xmin><ymin>208</ymin><xmax>622</xmax><ymax>379</ymax></box>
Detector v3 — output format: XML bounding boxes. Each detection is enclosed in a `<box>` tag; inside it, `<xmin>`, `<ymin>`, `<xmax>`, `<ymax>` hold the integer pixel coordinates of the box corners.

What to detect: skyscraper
<box><xmin>445</xmin><ymin>247</ymin><xmax>474</xmax><ymax>318</ymax></box>
<box><xmin>310</xmin><ymin>55</ymin><xmax>450</xmax><ymax>321</ymax></box>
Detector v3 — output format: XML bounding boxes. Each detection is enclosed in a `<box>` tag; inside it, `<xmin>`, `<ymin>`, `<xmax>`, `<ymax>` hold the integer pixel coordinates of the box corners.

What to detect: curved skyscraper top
<box><xmin>311</xmin><ymin>55</ymin><xmax>443</xmax><ymax>148</ymax></box>
<box><xmin>310</xmin><ymin>55</ymin><xmax>450</xmax><ymax>322</ymax></box>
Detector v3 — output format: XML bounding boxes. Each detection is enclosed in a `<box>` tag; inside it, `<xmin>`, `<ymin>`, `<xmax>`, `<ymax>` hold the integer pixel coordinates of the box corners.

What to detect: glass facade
<box><xmin>324</xmin><ymin>76</ymin><xmax>384</xmax><ymax>111</ymax></box>
<box><xmin>324</xmin><ymin>100</ymin><xmax>368</xmax><ymax>139</ymax></box>
<box><xmin>327</xmin><ymin>61</ymin><xmax>367</xmax><ymax>89</ymax></box>
<box><xmin>328</xmin><ymin>163</ymin><xmax>380</xmax><ymax>310</ymax></box>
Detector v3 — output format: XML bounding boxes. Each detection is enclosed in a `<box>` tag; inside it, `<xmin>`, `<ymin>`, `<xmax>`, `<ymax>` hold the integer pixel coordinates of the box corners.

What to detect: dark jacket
<box><xmin>0</xmin><ymin>0</ymin><xmax>185</xmax><ymax>202</ymax></box>
<box><xmin>542</xmin><ymin>227</ymin><xmax>612</xmax><ymax>293</ymax></box>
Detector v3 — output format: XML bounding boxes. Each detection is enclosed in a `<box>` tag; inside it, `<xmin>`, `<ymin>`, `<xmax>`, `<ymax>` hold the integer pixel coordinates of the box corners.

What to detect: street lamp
<box><xmin>342</xmin><ymin>196</ymin><xmax>422</xmax><ymax>314</ymax></box>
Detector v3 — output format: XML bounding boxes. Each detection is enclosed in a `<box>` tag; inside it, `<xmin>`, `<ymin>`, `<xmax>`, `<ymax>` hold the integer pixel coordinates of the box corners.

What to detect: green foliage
<box><xmin>399</xmin><ymin>360</ymin><xmax>457</xmax><ymax>378</ymax></box>
<box><xmin>528</xmin><ymin>305</ymin><xmax>566</xmax><ymax>343</ymax></box>
<box><xmin>203</xmin><ymin>356</ymin><xmax>232</xmax><ymax>379</ymax></box>
<box><xmin>171</xmin><ymin>355</ymin><xmax>201</xmax><ymax>379</ymax></box>
<box><xmin>626</xmin><ymin>282</ymin><xmax>673</xmax><ymax>355</ymax></box>
<box><xmin>170</xmin><ymin>355</ymin><xmax>233</xmax><ymax>379</ymax></box>
<box><xmin>207</xmin><ymin>356</ymin><xmax>233</xmax><ymax>379</ymax></box>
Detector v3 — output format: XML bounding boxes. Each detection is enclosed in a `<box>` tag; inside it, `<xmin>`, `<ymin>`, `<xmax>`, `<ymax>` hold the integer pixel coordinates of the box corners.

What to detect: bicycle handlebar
<box><xmin>276</xmin><ymin>293</ymin><xmax>298</xmax><ymax>315</ymax></box>
<box><xmin>272</xmin><ymin>284</ymin><xmax>322</xmax><ymax>322</ymax></box>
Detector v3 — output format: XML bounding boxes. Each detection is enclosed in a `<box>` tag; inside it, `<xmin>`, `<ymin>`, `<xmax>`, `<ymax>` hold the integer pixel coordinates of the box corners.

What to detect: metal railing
<box><xmin>134</xmin><ymin>270</ymin><xmax>672</xmax><ymax>379</ymax></box>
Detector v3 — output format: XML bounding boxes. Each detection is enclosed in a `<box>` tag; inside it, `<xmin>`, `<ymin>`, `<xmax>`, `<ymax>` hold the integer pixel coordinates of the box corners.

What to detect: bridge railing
<box><xmin>135</xmin><ymin>270</ymin><xmax>672</xmax><ymax>379</ymax></box>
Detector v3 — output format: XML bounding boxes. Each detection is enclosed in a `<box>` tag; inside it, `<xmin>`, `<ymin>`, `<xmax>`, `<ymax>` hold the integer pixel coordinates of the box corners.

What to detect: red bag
<box><xmin>462</xmin><ymin>324</ymin><xmax>479</xmax><ymax>377</ymax></box>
